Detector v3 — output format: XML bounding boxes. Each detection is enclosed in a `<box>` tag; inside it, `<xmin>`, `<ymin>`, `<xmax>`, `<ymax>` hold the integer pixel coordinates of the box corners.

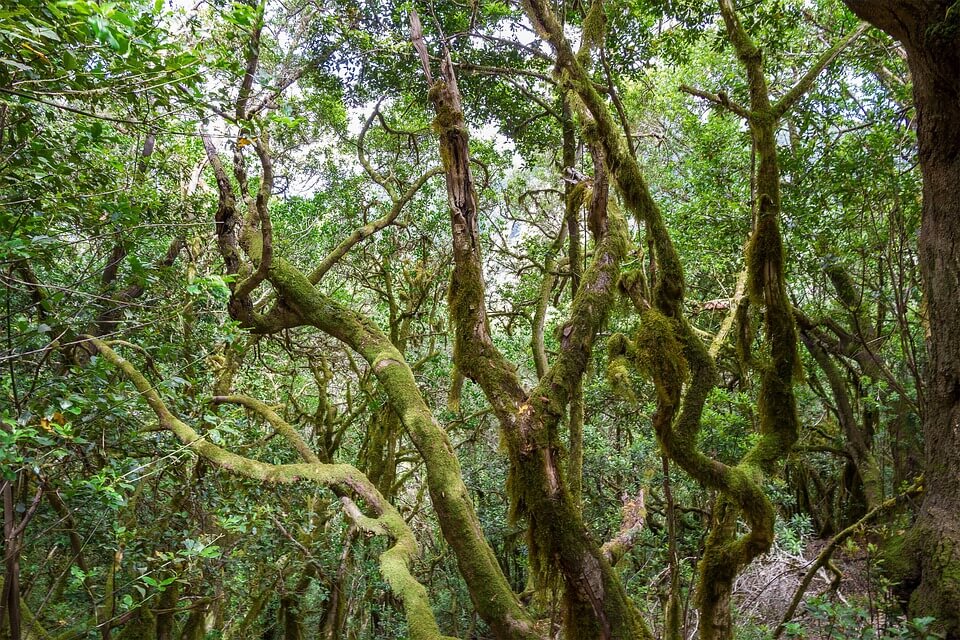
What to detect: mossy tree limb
<box><xmin>799</xmin><ymin>332</ymin><xmax>883</xmax><ymax>509</ymax></box>
<box><xmin>523</xmin><ymin>0</ymin><xmax>685</xmax><ymax>317</ymax></box>
<box><xmin>522</xmin><ymin>3</ymin><xmax>771</xmax><ymax>638</ymax></box>
<box><xmin>699</xmin><ymin>3</ymin><xmax>863</xmax><ymax>634</ymax></box>
<box><xmin>522</xmin><ymin>1</ymin><xmax>860</xmax><ymax>637</ymax></box>
<box><xmin>774</xmin><ymin>479</ymin><xmax>923</xmax><ymax>638</ymax></box>
<box><xmin>413</xmin><ymin>14</ymin><xmax>650</xmax><ymax>638</ymax></box>
<box><xmin>531</xmin><ymin>222</ymin><xmax>568</xmax><ymax>380</ymax></box>
<box><xmin>265</xmin><ymin>258</ymin><xmax>541</xmax><ymax>639</ymax></box>
<box><xmin>212</xmin><ymin>394</ymin><xmax>320</xmax><ymax>464</ymax></box>
<box><xmin>87</xmin><ymin>337</ymin><xmax>454</xmax><ymax>640</ymax></box>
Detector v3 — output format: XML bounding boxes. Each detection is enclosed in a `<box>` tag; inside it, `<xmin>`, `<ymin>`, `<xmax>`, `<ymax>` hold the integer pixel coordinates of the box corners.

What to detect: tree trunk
<box><xmin>840</xmin><ymin>3</ymin><xmax>960</xmax><ymax>636</ymax></box>
<box><xmin>2</xmin><ymin>480</ymin><xmax>21</xmax><ymax>640</ymax></box>
<box><xmin>908</xmin><ymin>33</ymin><xmax>960</xmax><ymax>640</ymax></box>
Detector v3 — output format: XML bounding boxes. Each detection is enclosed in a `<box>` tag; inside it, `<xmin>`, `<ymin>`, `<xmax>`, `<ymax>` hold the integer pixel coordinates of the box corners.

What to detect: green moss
<box><xmin>824</xmin><ymin>262</ymin><xmax>859</xmax><ymax>308</ymax></box>
<box><xmin>618</xmin><ymin>266</ymin><xmax>648</xmax><ymax>308</ymax></box>
<box><xmin>429</xmin><ymin>82</ymin><xmax>465</xmax><ymax>132</ymax></box>
<box><xmin>578</xmin><ymin>0</ymin><xmax>606</xmax><ymax>64</ymax></box>
<box><xmin>633</xmin><ymin>309</ymin><xmax>688</xmax><ymax>406</ymax></box>
<box><xmin>925</xmin><ymin>2</ymin><xmax>960</xmax><ymax>44</ymax></box>
<box><xmin>904</xmin><ymin>519</ymin><xmax>960</xmax><ymax>637</ymax></box>
<box><xmin>882</xmin><ymin>529</ymin><xmax>921</xmax><ymax>591</ymax></box>
<box><xmin>745</xmin><ymin>215</ymin><xmax>783</xmax><ymax>306</ymax></box>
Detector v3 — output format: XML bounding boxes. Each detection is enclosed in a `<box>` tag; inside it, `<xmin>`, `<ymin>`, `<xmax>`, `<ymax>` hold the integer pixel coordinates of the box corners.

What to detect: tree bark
<box><xmin>839</xmin><ymin>3</ymin><xmax>960</xmax><ymax>636</ymax></box>
<box><xmin>412</xmin><ymin>16</ymin><xmax>650</xmax><ymax>638</ymax></box>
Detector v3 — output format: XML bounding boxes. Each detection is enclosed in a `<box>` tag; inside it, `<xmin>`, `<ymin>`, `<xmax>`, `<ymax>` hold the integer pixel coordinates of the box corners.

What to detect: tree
<box><xmin>837</xmin><ymin>2</ymin><xmax>960</xmax><ymax>636</ymax></box>
<box><xmin>1</xmin><ymin>0</ymin><xmax>946</xmax><ymax>638</ymax></box>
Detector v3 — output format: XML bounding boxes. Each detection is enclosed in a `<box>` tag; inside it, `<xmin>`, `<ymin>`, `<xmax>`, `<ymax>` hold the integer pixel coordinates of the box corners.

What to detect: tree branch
<box><xmin>416</xmin><ymin>32</ymin><xmax>527</xmax><ymax>418</ymax></box>
<box><xmin>266</xmin><ymin>257</ymin><xmax>539</xmax><ymax>639</ymax></box>
<box><xmin>307</xmin><ymin>167</ymin><xmax>443</xmax><ymax>285</ymax></box>
<box><xmin>772</xmin><ymin>22</ymin><xmax>869</xmax><ymax>119</ymax></box>
<box><xmin>88</xmin><ymin>337</ymin><xmax>453</xmax><ymax>640</ymax></box>
<box><xmin>679</xmin><ymin>84</ymin><xmax>751</xmax><ymax>119</ymax></box>
<box><xmin>774</xmin><ymin>479</ymin><xmax>923</xmax><ymax>637</ymax></box>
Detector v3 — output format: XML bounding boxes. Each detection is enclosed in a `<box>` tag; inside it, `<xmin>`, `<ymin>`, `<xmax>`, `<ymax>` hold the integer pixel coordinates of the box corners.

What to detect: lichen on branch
<box><xmin>87</xmin><ymin>337</ymin><xmax>454</xmax><ymax>640</ymax></box>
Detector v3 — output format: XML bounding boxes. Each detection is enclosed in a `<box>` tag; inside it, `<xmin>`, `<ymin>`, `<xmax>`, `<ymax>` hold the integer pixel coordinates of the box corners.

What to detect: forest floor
<box><xmin>733</xmin><ymin>538</ymin><xmax>893</xmax><ymax>637</ymax></box>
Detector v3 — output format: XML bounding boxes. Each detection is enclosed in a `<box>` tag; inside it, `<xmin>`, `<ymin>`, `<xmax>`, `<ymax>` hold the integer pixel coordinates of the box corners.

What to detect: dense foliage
<box><xmin>1</xmin><ymin>0</ymin><xmax>957</xmax><ymax>638</ymax></box>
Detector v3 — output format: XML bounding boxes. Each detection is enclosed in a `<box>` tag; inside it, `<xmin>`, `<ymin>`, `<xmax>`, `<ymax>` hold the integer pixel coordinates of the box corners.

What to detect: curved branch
<box><xmin>522</xmin><ymin>0</ymin><xmax>685</xmax><ymax>316</ymax></box>
<box><xmin>211</xmin><ymin>394</ymin><xmax>319</xmax><ymax>464</ymax></box>
<box><xmin>266</xmin><ymin>258</ymin><xmax>540</xmax><ymax>639</ymax></box>
<box><xmin>772</xmin><ymin>22</ymin><xmax>869</xmax><ymax>119</ymax></box>
<box><xmin>356</xmin><ymin>103</ymin><xmax>396</xmax><ymax>195</ymax></box>
<box><xmin>307</xmin><ymin>167</ymin><xmax>443</xmax><ymax>285</ymax></box>
<box><xmin>88</xmin><ymin>337</ymin><xmax>453</xmax><ymax>640</ymax></box>
<box><xmin>235</xmin><ymin>0</ymin><xmax>265</xmax><ymax>121</ymax></box>
<box><xmin>679</xmin><ymin>84</ymin><xmax>751</xmax><ymax>119</ymax></box>
<box><xmin>531</xmin><ymin>222</ymin><xmax>568</xmax><ymax>379</ymax></box>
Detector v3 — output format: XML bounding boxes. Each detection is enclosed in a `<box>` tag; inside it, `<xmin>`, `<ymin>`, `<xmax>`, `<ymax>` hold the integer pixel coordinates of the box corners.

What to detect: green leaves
<box><xmin>223</xmin><ymin>1</ymin><xmax>256</xmax><ymax>28</ymax></box>
<box><xmin>186</xmin><ymin>274</ymin><xmax>233</xmax><ymax>300</ymax></box>
<box><xmin>181</xmin><ymin>537</ymin><xmax>223</xmax><ymax>559</ymax></box>
<box><xmin>787</xmin><ymin>596</ymin><xmax>943</xmax><ymax>640</ymax></box>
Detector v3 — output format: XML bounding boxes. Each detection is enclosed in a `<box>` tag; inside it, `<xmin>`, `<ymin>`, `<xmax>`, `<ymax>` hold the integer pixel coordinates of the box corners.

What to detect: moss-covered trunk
<box><xmin>839</xmin><ymin>3</ymin><xmax>960</xmax><ymax>636</ymax></box>
<box><xmin>412</xmin><ymin>21</ymin><xmax>650</xmax><ymax>638</ymax></box>
<box><xmin>267</xmin><ymin>259</ymin><xmax>539</xmax><ymax>639</ymax></box>
<box><xmin>906</xmin><ymin>23</ymin><xmax>960</xmax><ymax>640</ymax></box>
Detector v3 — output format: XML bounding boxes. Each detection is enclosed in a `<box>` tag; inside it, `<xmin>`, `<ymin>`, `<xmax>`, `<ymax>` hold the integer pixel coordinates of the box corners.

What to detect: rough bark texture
<box><xmin>839</xmin><ymin>3</ymin><xmax>960</xmax><ymax>636</ymax></box>
<box><xmin>413</xmin><ymin>17</ymin><xmax>650</xmax><ymax>638</ymax></box>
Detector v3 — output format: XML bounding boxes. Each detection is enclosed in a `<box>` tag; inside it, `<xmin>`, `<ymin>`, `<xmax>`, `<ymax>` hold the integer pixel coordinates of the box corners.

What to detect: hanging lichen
<box><xmin>606</xmin><ymin>332</ymin><xmax>637</xmax><ymax>402</ymax></box>
<box><xmin>632</xmin><ymin>309</ymin><xmax>689</xmax><ymax>407</ymax></box>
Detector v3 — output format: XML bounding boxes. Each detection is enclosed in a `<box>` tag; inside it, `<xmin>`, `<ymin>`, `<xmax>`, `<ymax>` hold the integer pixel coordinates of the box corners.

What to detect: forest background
<box><xmin>1</xmin><ymin>0</ymin><xmax>958</xmax><ymax>638</ymax></box>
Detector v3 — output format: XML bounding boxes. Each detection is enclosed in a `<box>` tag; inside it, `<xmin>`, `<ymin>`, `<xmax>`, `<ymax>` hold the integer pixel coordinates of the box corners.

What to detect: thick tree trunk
<box><xmin>909</xmin><ymin>31</ymin><xmax>960</xmax><ymax>638</ymax></box>
<box><xmin>840</xmin><ymin>3</ymin><xmax>960</xmax><ymax>636</ymax></box>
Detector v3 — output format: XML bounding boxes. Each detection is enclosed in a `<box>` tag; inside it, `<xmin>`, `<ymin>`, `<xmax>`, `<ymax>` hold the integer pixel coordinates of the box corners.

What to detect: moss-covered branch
<box><xmin>420</xmin><ymin>42</ymin><xmax>528</xmax><ymax>419</ymax></box>
<box><xmin>231</xmin><ymin>135</ymin><xmax>274</xmax><ymax>301</ymax></box>
<box><xmin>415</xmin><ymin>12</ymin><xmax>650</xmax><ymax>637</ymax></box>
<box><xmin>600</xmin><ymin>490</ymin><xmax>646</xmax><ymax>565</ymax></box>
<box><xmin>799</xmin><ymin>332</ymin><xmax>883</xmax><ymax>509</ymax></box>
<box><xmin>522</xmin><ymin>1</ymin><xmax>804</xmax><ymax>637</ymax></box>
<box><xmin>523</xmin><ymin>0</ymin><xmax>685</xmax><ymax>317</ymax></box>
<box><xmin>211</xmin><ymin>394</ymin><xmax>320</xmax><ymax>464</ymax></box>
<box><xmin>264</xmin><ymin>259</ymin><xmax>540</xmax><ymax>639</ymax></box>
<box><xmin>717</xmin><ymin>0</ymin><xmax>771</xmax><ymax>113</ymax></box>
<box><xmin>307</xmin><ymin>166</ymin><xmax>443</xmax><ymax>285</ymax></box>
<box><xmin>88</xmin><ymin>337</ymin><xmax>454</xmax><ymax>640</ymax></box>
<box><xmin>531</xmin><ymin>222</ymin><xmax>568</xmax><ymax>379</ymax></box>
